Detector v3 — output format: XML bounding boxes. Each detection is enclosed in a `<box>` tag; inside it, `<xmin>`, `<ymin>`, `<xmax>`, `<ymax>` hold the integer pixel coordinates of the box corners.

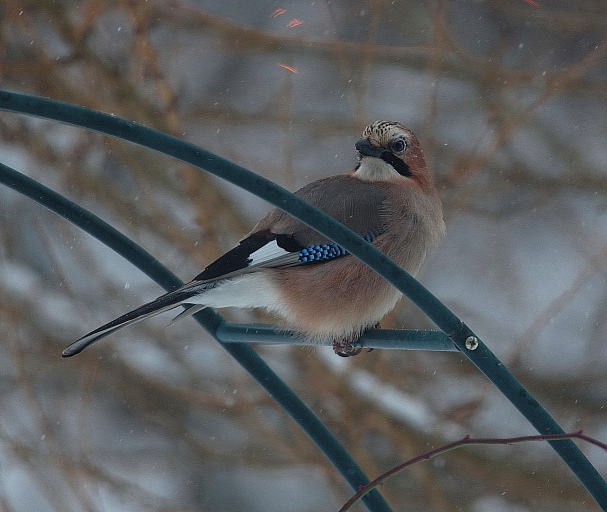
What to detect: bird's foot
<box><xmin>332</xmin><ymin>323</ymin><xmax>382</xmax><ymax>356</ymax></box>
<box><xmin>332</xmin><ymin>338</ymin><xmax>362</xmax><ymax>357</ymax></box>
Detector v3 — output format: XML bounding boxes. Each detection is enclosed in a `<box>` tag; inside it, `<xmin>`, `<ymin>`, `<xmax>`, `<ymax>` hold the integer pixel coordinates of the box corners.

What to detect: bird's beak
<box><xmin>355</xmin><ymin>138</ymin><xmax>385</xmax><ymax>159</ymax></box>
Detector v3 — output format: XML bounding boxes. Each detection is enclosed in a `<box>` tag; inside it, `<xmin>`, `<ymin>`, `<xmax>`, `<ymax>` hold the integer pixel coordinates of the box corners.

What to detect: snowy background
<box><xmin>1</xmin><ymin>1</ymin><xmax>607</xmax><ymax>510</ymax></box>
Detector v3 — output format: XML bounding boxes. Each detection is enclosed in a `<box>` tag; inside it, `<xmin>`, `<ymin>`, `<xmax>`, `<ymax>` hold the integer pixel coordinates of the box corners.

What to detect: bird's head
<box><xmin>354</xmin><ymin>121</ymin><xmax>432</xmax><ymax>189</ymax></box>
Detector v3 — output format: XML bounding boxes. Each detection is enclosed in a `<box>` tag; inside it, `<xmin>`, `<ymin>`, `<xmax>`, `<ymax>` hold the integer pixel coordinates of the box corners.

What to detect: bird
<box><xmin>62</xmin><ymin>121</ymin><xmax>445</xmax><ymax>358</ymax></box>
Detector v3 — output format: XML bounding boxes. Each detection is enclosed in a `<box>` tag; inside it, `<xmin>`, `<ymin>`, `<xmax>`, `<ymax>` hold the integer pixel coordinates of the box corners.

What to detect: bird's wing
<box><xmin>193</xmin><ymin>174</ymin><xmax>388</xmax><ymax>281</ymax></box>
<box><xmin>63</xmin><ymin>176</ymin><xmax>390</xmax><ymax>357</ymax></box>
<box><xmin>255</xmin><ymin>174</ymin><xmax>388</xmax><ymax>247</ymax></box>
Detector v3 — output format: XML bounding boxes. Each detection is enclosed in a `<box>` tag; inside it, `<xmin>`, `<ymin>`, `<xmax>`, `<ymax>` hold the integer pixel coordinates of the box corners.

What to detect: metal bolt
<box><xmin>465</xmin><ymin>336</ymin><xmax>479</xmax><ymax>350</ymax></box>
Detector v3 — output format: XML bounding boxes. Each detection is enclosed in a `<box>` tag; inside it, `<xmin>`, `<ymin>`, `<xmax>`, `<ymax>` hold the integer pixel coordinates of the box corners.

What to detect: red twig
<box><xmin>339</xmin><ymin>431</ymin><xmax>606</xmax><ymax>511</ymax></box>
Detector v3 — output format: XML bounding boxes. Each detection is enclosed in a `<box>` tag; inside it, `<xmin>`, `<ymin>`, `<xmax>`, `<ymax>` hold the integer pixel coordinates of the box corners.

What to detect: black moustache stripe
<box><xmin>381</xmin><ymin>151</ymin><xmax>411</xmax><ymax>177</ymax></box>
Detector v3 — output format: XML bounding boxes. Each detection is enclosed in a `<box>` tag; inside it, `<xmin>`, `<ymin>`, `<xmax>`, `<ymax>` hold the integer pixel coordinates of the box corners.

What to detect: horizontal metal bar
<box><xmin>216</xmin><ymin>323</ymin><xmax>458</xmax><ymax>351</ymax></box>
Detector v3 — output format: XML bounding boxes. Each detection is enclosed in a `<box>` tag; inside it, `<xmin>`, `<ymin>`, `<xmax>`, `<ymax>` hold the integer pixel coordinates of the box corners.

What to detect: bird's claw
<box><xmin>332</xmin><ymin>338</ymin><xmax>363</xmax><ymax>357</ymax></box>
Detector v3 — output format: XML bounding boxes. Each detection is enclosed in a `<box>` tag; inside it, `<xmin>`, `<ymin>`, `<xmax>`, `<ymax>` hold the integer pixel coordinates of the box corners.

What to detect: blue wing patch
<box><xmin>297</xmin><ymin>231</ymin><xmax>376</xmax><ymax>263</ymax></box>
<box><xmin>298</xmin><ymin>243</ymin><xmax>346</xmax><ymax>262</ymax></box>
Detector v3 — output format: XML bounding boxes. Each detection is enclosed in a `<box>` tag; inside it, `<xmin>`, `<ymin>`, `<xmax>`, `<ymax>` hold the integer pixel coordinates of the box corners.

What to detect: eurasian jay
<box><xmin>63</xmin><ymin>121</ymin><xmax>445</xmax><ymax>358</ymax></box>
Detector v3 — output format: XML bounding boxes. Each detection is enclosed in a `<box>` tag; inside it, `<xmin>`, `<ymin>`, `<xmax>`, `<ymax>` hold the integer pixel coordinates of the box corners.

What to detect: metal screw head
<box><xmin>465</xmin><ymin>336</ymin><xmax>479</xmax><ymax>350</ymax></box>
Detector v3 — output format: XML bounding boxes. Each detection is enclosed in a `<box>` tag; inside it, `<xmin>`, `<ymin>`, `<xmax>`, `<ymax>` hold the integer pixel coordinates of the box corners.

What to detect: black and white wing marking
<box><xmin>193</xmin><ymin>232</ymin><xmax>302</xmax><ymax>281</ymax></box>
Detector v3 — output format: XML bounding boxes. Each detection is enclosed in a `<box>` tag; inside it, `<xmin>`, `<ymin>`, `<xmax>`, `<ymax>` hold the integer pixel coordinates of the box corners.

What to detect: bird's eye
<box><xmin>390</xmin><ymin>139</ymin><xmax>407</xmax><ymax>153</ymax></box>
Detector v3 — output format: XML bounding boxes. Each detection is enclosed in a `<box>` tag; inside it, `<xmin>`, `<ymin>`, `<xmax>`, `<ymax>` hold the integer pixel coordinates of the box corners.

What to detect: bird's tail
<box><xmin>62</xmin><ymin>283</ymin><xmax>210</xmax><ymax>358</ymax></box>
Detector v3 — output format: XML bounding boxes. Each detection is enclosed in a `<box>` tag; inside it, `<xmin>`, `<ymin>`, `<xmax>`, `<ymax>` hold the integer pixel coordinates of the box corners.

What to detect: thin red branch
<box><xmin>340</xmin><ymin>431</ymin><xmax>606</xmax><ymax>511</ymax></box>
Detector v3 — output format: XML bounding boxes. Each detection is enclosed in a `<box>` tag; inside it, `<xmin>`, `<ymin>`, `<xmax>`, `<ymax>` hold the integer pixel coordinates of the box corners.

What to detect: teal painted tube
<box><xmin>215</xmin><ymin>322</ymin><xmax>457</xmax><ymax>351</ymax></box>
